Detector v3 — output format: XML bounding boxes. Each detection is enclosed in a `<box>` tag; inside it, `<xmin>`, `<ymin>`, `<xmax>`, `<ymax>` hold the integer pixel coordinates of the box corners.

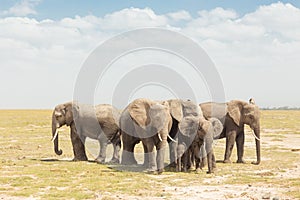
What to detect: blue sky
<box><xmin>0</xmin><ymin>1</ymin><xmax>300</xmax><ymax>108</ymax></box>
<box><xmin>1</xmin><ymin>0</ymin><xmax>300</xmax><ymax>19</ymax></box>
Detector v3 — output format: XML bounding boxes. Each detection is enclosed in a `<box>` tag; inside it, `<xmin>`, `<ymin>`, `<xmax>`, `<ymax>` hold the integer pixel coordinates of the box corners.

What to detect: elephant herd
<box><xmin>51</xmin><ymin>98</ymin><xmax>261</xmax><ymax>174</ymax></box>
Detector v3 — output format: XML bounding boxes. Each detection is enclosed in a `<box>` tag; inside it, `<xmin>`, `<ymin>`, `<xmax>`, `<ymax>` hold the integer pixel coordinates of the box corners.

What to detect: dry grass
<box><xmin>0</xmin><ymin>110</ymin><xmax>299</xmax><ymax>199</ymax></box>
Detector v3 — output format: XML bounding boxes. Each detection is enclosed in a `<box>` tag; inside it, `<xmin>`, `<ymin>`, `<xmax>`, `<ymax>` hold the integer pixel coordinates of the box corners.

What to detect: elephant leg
<box><xmin>176</xmin><ymin>156</ymin><xmax>181</xmax><ymax>172</ymax></box>
<box><xmin>212</xmin><ymin>152</ymin><xmax>216</xmax><ymax>169</ymax></box>
<box><xmin>183</xmin><ymin>151</ymin><xmax>189</xmax><ymax>172</ymax></box>
<box><xmin>205</xmin><ymin>138</ymin><xmax>214</xmax><ymax>173</ymax></box>
<box><xmin>168</xmin><ymin>120</ymin><xmax>178</xmax><ymax>168</ymax></box>
<box><xmin>142</xmin><ymin>142</ymin><xmax>149</xmax><ymax>167</ymax></box>
<box><xmin>111</xmin><ymin>142</ymin><xmax>121</xmax><ymax>164</ymax></box>
<box><xmin>168</xmin><ymin>140</ymin><xmax>177</xmax><ymax>168</ymax></box>
<box><xmin>206</xmin><ymin>151</ymin><xmax>214</xmax><ymax>174</ymax></box>
<box><xmin>156</xmin><ymin>139</ymin><xmax>167</xmax><ymax>174</ymax></box>
<box><xmin>70</xmin><ymin>125</ymin><xmax>87</xmax><ymax>161</ymax></box>
<box><xmin>142</xmin><ymin>139</ymin><xmax>156</xmax><ymax>172</ymax></box>
<box><xmin>199</xmin><ymin>145</ymin><xmax>206</xmax><ymax>169</ymax></box>
<box><xmin>188</xmin><ymin>149</ymin><xmax>195</xmax><ymax>170</ymax></box>
<box><xmin>96</xmin><ymin>136</ymin><xmax>108</xmax><ymax>164</ymax></box>
<box><xmin>195</xmin><ymin>155</ymin><xmax>201</xmax><ymax>173</ymax></box>
<box><xmin>224</xmin><ymin>130</ymin><xmax>237</xmax><ymax>163</ymax></box>
<box><xmin>236</xmin><ymin>130</ymin><xmax>245</xmax><ymax>163</ymax></box>
<box><xmin>121</xmin><ymin>131</ymin><xmax>138</xmax><ymax>165</ymax></box>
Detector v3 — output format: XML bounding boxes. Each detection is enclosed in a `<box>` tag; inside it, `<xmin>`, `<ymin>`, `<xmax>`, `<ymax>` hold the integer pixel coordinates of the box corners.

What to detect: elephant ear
<box><xmin>128</xmin><ymin>98</ymin><xmax>151</xmax><ymax>129</ymax></box>
<box><xmin>64</xmin><ymin>102</ymin><xmax>74</xmax><ymax>126</ymax></box>
<box><xmin>177</xmin><ymin>100</ymin><xmax>202</xmax><ymax>137</ymax></box>
<box><xmin>227</xmin><ymin>100</ymin><xmax>242</xmax><ymax>126</ymax></box>
<box><xmin>148</xmin><ymin>103</ymin><xmax>168</xmax><ymax>132</ymax></box>
<box><xmin>208</xmin><ymin>118</ymin><xmax>223</xmax><ymax>139</ymax></box>
<box><xmin>179</xmin><ymin>116</ymin><xmax>199</xmax><ymax>137</ymax></box>
<box><xmin>168</xmin><ymin>99</ymin><xmax>183</xmax><ymax>122</ymax></box>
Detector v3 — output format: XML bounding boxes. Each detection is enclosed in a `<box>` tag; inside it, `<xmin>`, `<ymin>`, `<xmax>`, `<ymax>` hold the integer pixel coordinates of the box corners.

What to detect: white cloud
<box><xmin>241</xmin><ymin>2</ymin><xmax>300</xmax><ymax>41</ymax></box>
<box><xmin>0</xmin><ymin>4</ymin><xmax>300</xmax><ymax>108</ymax></box>
<box><xmin>167</xmin><ymin>10</ymin><xmax>192</xmax><ymax>21</ymax></box>
<box><xmin>2</xmin><ymin>0</ymin><xmax>41</xmax><ymax>17</ymax></box>
<box><xmin>99</xmin><ymin>7</ymin><xmax>169</xmax><ymax>30</ymax></box>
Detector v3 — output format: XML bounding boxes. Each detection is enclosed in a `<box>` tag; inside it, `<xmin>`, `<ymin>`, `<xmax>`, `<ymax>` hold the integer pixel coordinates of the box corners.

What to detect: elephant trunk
<box><xmin>52</xmin><ymin>111</ymin><xmax>63</xmax><ymax>155</ymax></box>
<box><xmin>253</xmin><ymin>126</ymin><xmax>260</xmax><ymax>165</ymax></box>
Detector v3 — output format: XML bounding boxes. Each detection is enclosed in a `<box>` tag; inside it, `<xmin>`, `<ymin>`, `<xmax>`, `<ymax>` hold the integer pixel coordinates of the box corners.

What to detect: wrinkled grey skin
<box><xmin>167</xmin><ymin>100</ymin><xmax>223</xmax><ymax>174</ymax></box>
<box><xmin>176</xmin><ymin>117</ymin><xmax>223</xmax><ymax>173</ymax></box>
<box><xmin>52</xmin><ymin>102</ymin><xmax>121</xmax><ymax>163</ymax></box>
<box><xmin>120</xmin><ymin>98</ymin><xmax>172</xmax><ymax>174</ymax></box>
<box><xmin>120</xmin><ymin>98</ymin><xmax>223</xmax><ymax>174</ymax></box>
<box><xmin>200</xmin><ymin>99</ymin><xmax>261</xmax><ymax>165</ymax></box>
<box><xmin>193</xmin><ymin>118</ymin><xmax>222</xmax><ymax>173</ymax></box>
<box><xmin>176</xmin><ymin>142</ymin><xmax>187</xmax><ymax>172</ymax></box>
<box><xmin>167</xmin><ymin>99</ymin><xmax>202</xmax><ymax>168</ymax></box>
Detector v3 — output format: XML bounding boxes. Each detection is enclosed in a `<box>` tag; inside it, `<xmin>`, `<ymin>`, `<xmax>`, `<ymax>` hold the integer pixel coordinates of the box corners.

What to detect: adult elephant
<box><xmin>120</xmin><ymin>99</ymin><xmax>201</xmax><ymax>167</ymax></box>
<box><xmin>51</xmin><ymin>102</ymin><xmax>121</xmax><ymax>163</ymax></box>
<box><xmin>120</xmin><ymin>98</ymin><xmax>172</xmax><ymax>173</ymax></box>
<box><xmin>200</xmin><ymin>98</ymin><xmax>261</xmax><ymax>165</ymax></box>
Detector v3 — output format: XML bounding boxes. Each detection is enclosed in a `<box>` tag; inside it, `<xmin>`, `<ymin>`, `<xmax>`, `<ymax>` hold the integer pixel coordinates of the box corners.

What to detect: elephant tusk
<box><xmin>158</xmin><ymin>134</ymin><xmax>163</xmax><ymax>142</ymax></box>
<box><xmin>167</xmin><ymin>134</ymin><xmax>178</xmax><ymax>143</ymax></box>
<box><xmin>51</xmin><ymin>130</ymin><xmax>59</xmax><ymax>142</ymax></box>
<box><xmin>250</xmin><ymin>130</ymin><xmax>261</xmax><ymax>141</ymax></box>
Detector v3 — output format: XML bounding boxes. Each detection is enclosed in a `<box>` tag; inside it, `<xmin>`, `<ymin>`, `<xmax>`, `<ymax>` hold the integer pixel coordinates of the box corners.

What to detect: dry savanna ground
<box><xmin>0</xmin><ymin>110</ymin><xmax>300</xmax><ymax>199</ymax></box>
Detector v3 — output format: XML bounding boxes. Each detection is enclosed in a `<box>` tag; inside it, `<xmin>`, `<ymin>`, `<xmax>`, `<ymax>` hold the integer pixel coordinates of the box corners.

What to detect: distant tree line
<box><xmin>261</xmin><ymin>106</ymin><xmax>300</xmax><ymax>110</ymax></box>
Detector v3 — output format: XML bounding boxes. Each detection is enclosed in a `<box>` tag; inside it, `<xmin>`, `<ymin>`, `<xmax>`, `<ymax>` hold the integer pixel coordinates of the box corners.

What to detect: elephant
<box><xmin>175</xmin><ymin>115</ymin><xmax>223</xmax><ymax>173</ymax></box>
<box><xmin>166</xmin><ymin>99</ymin><xmax>223</xmax><ymax>173</ymax></box>
<box><xmin>176</xmin><ymin>142</ymin><xmax>187</xmax><ymax>172</ymax></box>
<box><xmin>120</xmin><ymin>98</ymin><xmax>172</xmax><ymax>173</ymax></box>
<box><xmin>120</xmin><ymin>99</ymin><xmax>201</xmax><ymax>167</ymax></box>
<box><xmin>200</xmin><ymin>98</ymin><xmax>261</xmax><ymax>165</ymax></box>
<box><xmin>51</xmin><ymin>102</ymin><xmax>121</xmax><ymax>163</ymax></box>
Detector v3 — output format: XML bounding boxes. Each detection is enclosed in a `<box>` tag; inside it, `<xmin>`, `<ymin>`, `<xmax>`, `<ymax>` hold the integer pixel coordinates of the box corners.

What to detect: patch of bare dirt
<box><xmin>163</xmin><ymin>184</ymin><xmax>288</xmax><ymax>200</ymax></box>
<box><xmin>96</xmin><ymin>184</ymin><xmax>291</xmax><ymax>200</ymax></box>
<box><xmin>261</xmin><ymin>133</ymin><xmax>300</xmax><ymax>150</ymax></box>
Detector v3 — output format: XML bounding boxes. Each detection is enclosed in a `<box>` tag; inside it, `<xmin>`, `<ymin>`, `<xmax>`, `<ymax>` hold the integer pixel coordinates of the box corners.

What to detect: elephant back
<box><xmin>95</xmin><ymin>104</ymin><xmax>120</xmax><ymax>134</ymax></box>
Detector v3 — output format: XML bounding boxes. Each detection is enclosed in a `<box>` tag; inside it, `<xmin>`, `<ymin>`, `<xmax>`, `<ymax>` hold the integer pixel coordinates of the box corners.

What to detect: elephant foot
<box><xmin>223</xmin><ymin>159</ymin><xmax>231</xmax><ymax>163</ymax></box>
<box><xmin>95</xmin><ymin>157</ymin><xmax>105</xmax><ymax>164</ymax></box>
<box><xmin>237</xmin><ymin>159</ymin><xmax>246</xmax><ymax>164</ymax></box>
<box><xmin>168</xmin><ymin>162</ymin><xmax>176</xmax><ymax>169</ymax></box>
<box><xmin>189</xmin><ymin>165</ymin><xmax>196</xmax><ymax>171</ymax></box>
<box><xmin>200</xmin><ymin>162</ymin><xmax>205</xmax><ymax>169</ymax></box>
<box><xmin>121</xmin><ymin>159</ymin><xmax>137</xmax><ymax>165</ymax></box>
<box><xmin>121</xmin><ymin>152</ymin><xmax>137</xmax><ymax>165</ymax></box>
<box><xmin>251</xmin><ymin>161</ymin><xmax>260</xmax><ymax>165</ymax></box>
<box><xmin>109</xmin><ymin>158</ymin><xmax>120</xmax><ymax>164</ymax></box>
<box><xmin>212</xmin><ymin>163</ymin><xmax>217</xmax><ymax>169</ymax></box>
<box><xmin>195</xmin><ymin>168</ymin><xmax>202</xmax><ymax>173</ymax></box>
<box><xmin>157</xmin><ymin>169</ymin><xmax>164</xmax><ymax>175</ymax></box>
<box><xmin>73</xmin><ymin>157</ymin><xmax>88</xmax><ymax>162</ymax></box>
<box><xmin>145</xmin><ymin>169</ymin><xmax>158</xmax><ymax>175</ymax></box>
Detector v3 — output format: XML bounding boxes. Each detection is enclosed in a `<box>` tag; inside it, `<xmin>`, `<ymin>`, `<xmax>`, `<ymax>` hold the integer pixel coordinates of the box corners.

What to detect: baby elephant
<box><xmin>176</xmin><ymin>142</ymin><xmax>188</xmax><ymax>172</ymax></box>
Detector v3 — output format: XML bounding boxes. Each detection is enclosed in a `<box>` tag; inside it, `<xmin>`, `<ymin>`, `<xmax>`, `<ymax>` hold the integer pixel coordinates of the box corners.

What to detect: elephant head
<box><xmin>128</xmin><ymin>98</ymin><xmax>171</xmax><ymax>140</ymax></box>
<box><xmin>227</xmin><ymin>99</ymin><xmax>261</xmax><ymax>164</ymax></box>
<box><xmin>168</xmin><ymin>99</ymin><xmax>202</xmax><ymax>141</ymax></box>
<box><xmin>51</xmin><ymin>102</ymin><xmax>74</xmax><ymax>156</ymax></box>
<box><xmin>197</xmin><ymin>117</ymin><xmax>223</xmax><ymax>140</ymax></box>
